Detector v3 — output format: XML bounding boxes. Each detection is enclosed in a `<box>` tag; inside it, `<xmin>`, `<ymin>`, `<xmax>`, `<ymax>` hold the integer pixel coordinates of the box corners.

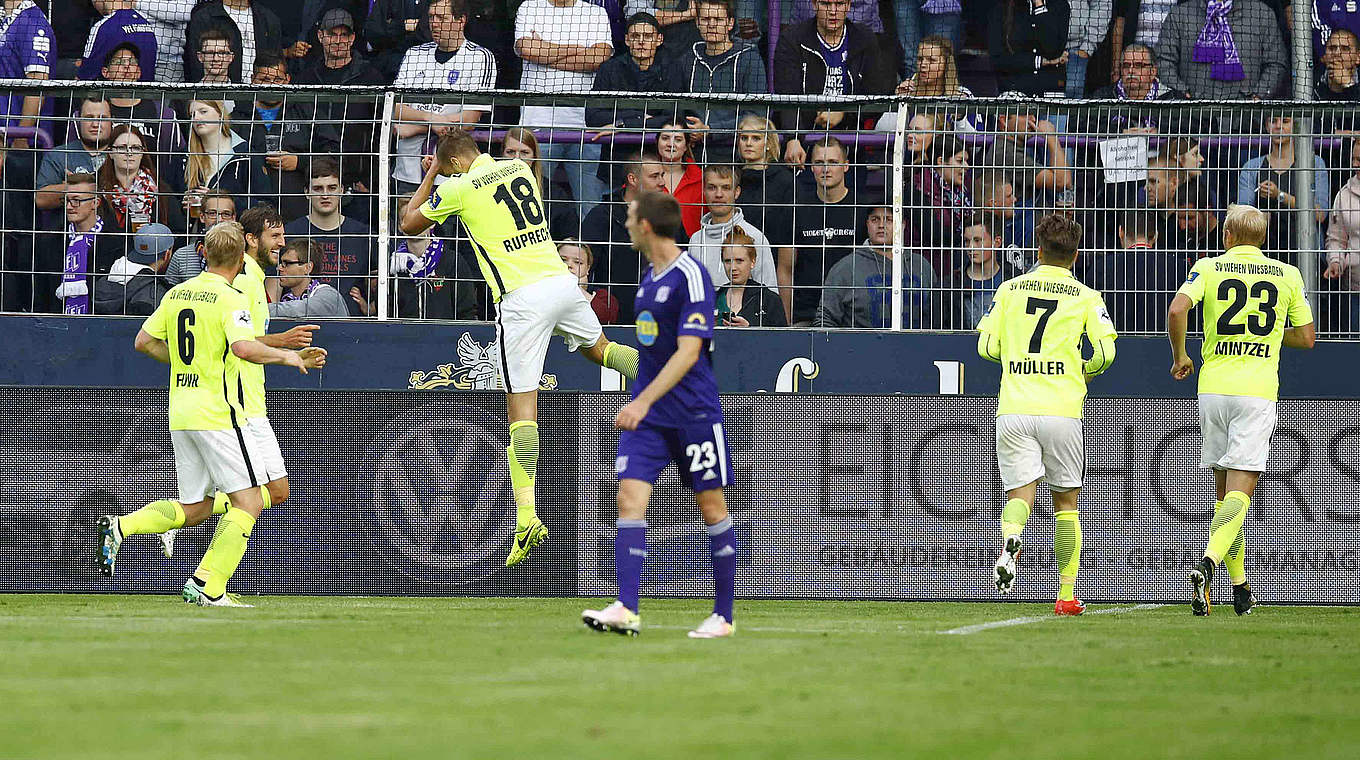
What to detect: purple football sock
<box><xmin>616</xmin><ymin>519</ymin><xmax>647</xmax><ymax>613</ymax></box>
<box><xmin>707</xmin><ymin>517</ymin><xmax>736</xmax><ymax>622</ymax></box>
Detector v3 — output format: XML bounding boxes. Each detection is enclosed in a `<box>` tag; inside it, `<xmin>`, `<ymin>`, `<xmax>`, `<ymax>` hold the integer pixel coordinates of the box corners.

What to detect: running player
<box><xmin>581</xmin><ymin>191</ymin><xmax>737</xmax><ymax>639</ymax></box>
<box><xmin>104</xmin><ymin>205</ymin><xmax>317</xmax><ymax>567</ymax></box>
<box><xmin>399</xmin><ymin>129</ymin><xmax>642</xmax><ymax>567</ymax></box>
<box><xmin>978</xmin><ymin>213</ymin><xmax>1117</xmax><ymax>616</ymax></box>
<box><xmin>1168</xmin><ymin>204</ymin><xmax>1315</xmax><ymax>616</ymax></box>
<box><xmin>98</xmin><ymin>222</ymin><xmax>324</xmax><ymax>606</ymax></box>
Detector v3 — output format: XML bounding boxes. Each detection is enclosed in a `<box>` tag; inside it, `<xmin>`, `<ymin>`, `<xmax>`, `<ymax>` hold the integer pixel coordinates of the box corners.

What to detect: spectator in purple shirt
<box><xmin>0</xmin><ymin>0</ymin><xmax>56</xmax><ymax>150</ymax></box>
<box><xmin>79</xmin><ymin>1</ymin><xmax>157</xmax><ymax>81</ymax></box>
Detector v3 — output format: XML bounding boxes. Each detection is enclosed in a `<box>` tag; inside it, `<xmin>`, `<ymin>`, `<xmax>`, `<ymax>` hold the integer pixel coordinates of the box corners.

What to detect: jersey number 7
<box><xmin>1025</xmin><ymin>297</ymin><xmax>1058</xmax><ymax>353</ymax></box>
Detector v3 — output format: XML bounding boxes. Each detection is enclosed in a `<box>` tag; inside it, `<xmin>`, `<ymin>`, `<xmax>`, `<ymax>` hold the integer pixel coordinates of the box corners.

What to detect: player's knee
<box><xmin>695</xmin><ymin>489</ymin><xmax>728</xmax><ymax>525</ymax></box>
<box><xmin>267</xmin><ymin>480</ymin><xmax>289</xmax><ymax>506</ymax></box>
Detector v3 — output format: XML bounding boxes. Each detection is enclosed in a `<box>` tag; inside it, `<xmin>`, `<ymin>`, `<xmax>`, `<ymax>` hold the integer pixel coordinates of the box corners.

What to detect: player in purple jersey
<box><xmin>582</xmin><ymin>191</ymin><xmax>737</xmax><ymax>639</ymax></box>
<box><xmin>0</xmin><ymin>0</ymin><xmax>55</xmax><ymax>143</ymax></box>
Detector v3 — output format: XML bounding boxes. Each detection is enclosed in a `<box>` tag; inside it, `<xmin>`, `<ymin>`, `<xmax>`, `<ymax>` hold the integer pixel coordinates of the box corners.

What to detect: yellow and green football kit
<box><xmin>420</xmin><ymin>154</ymin><xmax>570</xmax><ymax>302</ymax></box>
<box><xmin>233</xmin><ymin>254</ymin><xmax>269</xmax><ymax>420</ymax></box>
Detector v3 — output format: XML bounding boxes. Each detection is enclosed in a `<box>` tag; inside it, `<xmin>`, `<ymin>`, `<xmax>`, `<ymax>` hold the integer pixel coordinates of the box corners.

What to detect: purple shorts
<box><xmin>616</xmin><ymin>419</ymin><xmax>732</xmax><ymax>491</ymax></box>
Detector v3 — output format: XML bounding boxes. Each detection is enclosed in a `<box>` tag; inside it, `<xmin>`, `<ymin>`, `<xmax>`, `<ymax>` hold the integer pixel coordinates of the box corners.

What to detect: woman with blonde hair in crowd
<box><xmin>735</xmin><ymin>114</ymin><xmax>795</xmax><ymax>237</ymax></box>
<box><xmin>503</xmin><ymin>126</ymin><xmax>574</xmax><ymax>237</ymax></box>
<box><xmin>175</xmin><ymin>99</ymin><xmax>265</xmax><ymax>220</ymax></box>
<box><xmin>888</xmin><ymin>36</ymin><xmax>979</xmax><ymax>132</ymax></box>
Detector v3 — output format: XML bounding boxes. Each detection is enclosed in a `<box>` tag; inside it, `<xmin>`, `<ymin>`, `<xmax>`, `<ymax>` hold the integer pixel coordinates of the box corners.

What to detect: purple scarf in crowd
<box><xmin>280</xmin><ymin>278</ymin><xmax>321</xmax><ymax>302</ymax></box>
<box><xmin>398</xmin><ymin>238</ymin><xmax>446</xmax><ymax>280</ymax></box>
<box><xmin>1192</xmin><ymin>0</ymin><xmax>1245</xmax><ymax>82</ymax></box>
<box><xmin>60</xmin><ymin>218</ymin><xmax>103</xmax><ymax>315</ymax></box>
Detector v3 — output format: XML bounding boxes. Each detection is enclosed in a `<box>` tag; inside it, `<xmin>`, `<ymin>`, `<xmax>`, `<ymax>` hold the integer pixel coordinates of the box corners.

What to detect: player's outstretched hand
<box><xmin>1170</xmin><ymin>355</ymin><xmax>1195</xmax><ymax>380</ymax></box>
<box><xmin>615</xmin><ymin>399</ymin><xmax>650</xmax><ymax>431</ymax></box>
<box><xmin>299</xmin><ymin>347</ymin><xmax>327</xmax><ymax>371</ymax></box>
<box><xmin>279</xmin><ymin>324</ymin><xmax>320</xmax><ymax>349</ymax></box>
<box><xmin>284</xmin><ymin>351</ymin><xmax>309</xmax><ymax>374</ymax></box>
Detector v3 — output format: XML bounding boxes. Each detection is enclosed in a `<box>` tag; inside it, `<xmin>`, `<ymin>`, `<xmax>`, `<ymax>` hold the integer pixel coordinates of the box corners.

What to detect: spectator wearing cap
<box><xmin>296</xmin><ymin>7</ymin><xmax>385</xmax><ymax>192</ymax></box>
<box><xmin>269</xmin><ymin>240</ymin><xmax>352</xmax><ymax>318</ymax></box>
<box><xmin>184</xmin><ymin>0</ymin><xmax>288</xmax><ymax>84</ymax></box>
<box><xmin>94</xmin><ymin>222</ymin><xmax>173</xmax><ymax>315</ymax></box>
<box><xmin>79</xmin><ymin>1</ymin><xmax>157</xmax><ymax>81</ymax></box>
<box><xmin>989</xmin><ymin>0</ymin><xmax>1070</xmax><ymax>96</ymax></box>
<box><xmin>1154</xmin><ymin>0</ymin><xmax>1286</xmax><ymax>101</ymax></box>
<box><xmin>772</xmin><ymin>0</ymin><xmax>895</xmax><ymax>169</ymax></box>
<box><xmin>140</xmin><ymin>0</ymin><xmax>196</xmax><ymax>82</ymax></box>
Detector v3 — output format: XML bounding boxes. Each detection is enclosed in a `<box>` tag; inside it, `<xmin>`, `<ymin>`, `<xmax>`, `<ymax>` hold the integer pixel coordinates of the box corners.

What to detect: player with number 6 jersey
<box><xmin>400</xmin><ymin>129</ymin><xmax>642</xmax><ymax>568</ymax></box>
<box><xmin>977</xmin><ymin>214</ymin><xmax>1118</xmax><ymax>616</ymax></box>
<box><xmin>1168</xmin><ymin>204</ymin><xmax>1315</xmax><ymax>617</ymax></box>
<box><xmin>582</xmin><ymin>190</ymin><xmax>737</xmax><ymax>639</ymax></box>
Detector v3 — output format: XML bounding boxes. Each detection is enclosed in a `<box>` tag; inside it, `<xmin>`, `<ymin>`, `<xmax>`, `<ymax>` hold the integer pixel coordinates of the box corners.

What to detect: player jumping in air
<box><xmin>400</xmin><ymin>129</ymin><xmax>641</xmax><ymax>567</ymax></box>
<box><xmin>1168</xmin><ymin>204</ymin><xmax>1315</xmax><ymax>616</ymax></box>
<box><xmin>978</xmin><ymin>214</ymin><xmax>1117</xmax><ymax>616</ymax></box>
<box><xmin>100</xmin><ymin>222</ymin><xmax>324</xmax><ymax>607</ymax></box>
<box><xmin>581</xmin><ymin>191</ymin><xmax>737</xmax><ymax>639</ymax></box>
<box><xmin>99</xmin><ymin>205</ymin><xmax>317</xmax><ymax>594</ymax></box>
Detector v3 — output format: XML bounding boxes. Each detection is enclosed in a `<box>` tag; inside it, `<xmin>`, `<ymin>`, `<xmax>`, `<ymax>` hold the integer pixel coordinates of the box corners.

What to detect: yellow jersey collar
<box><xmin>468</xmin><ymin>153</ymin><xmax>495</xmax><ymax>172</ymax></box>
<box><xmin>1035</xmin><ymin>264</ymin><xmax>1075</xmax><ymax>278</ymax></box>
<box><xmin>201</xmin><ymin>271</ymin><xmax>231</xmax><ymax>286</ymax></box>
<box><xmin>1225</xmin><ymin>245</ymin><xmax>1265</xmax><ymax>258</ymax></box>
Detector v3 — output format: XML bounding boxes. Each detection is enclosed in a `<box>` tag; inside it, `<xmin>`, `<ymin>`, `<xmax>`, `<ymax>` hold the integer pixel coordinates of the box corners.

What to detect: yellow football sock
<box><xmin>193</xmin><ymin>508</ymin><xmax>256</xmax><ymax>599</ymax></box>
<box><xmin>602</xmin><ymin>342</ymin><xmax>639</xmax><ymax>381</ymax></box>
<box><xmin>214</xmin><ymin>487</ymin><xmax>272</xmax><ymax>515</ymax></box>
<box><xmin>1055</xmin><ymin>510</ymin><xmax>1082</xmax><ymax>601</ymax></box>
<box><xmin>1224</xmin><ymin>523</ymin><xmax>1247</xmax><ymax>585</ymax></box>
<box><xmin>1000</xmin><ymin>498</ymin><xmax>1030</xmax><ymax>539</ymax></box>
<box><xmin>1205</xmin><ymin>492</ymin><xmax>1249</xmax><ymax>564</ymax></box>
<box><xmin>507</xmin><ymin>420</ymin><xmax>539</xmax><ymax>527</ymax></box>
<box><xmin>118</xmin><ymin>500</ymin><xmax>185</xmax><ymax>536</ymax></box>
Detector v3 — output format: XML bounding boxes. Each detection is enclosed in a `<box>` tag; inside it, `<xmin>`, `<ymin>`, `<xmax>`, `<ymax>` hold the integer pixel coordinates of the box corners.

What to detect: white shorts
<box><xmin>170</xmin><ymin>428</ymin><xmax>266</xmax><ymax>504</ymax></box>
<box><xmin>996</xmin><ymin>414</ymin><xmax>1085</xmax><ymax>492</ymax></box>
<box><xmin>496</xmin><ymin>273</ymin><xmax>603</xmax><ymax>393</ymax></box>
<box><xmin>1199</xmin><ymin>393</ymin><xmax>1277</xmax><ymax>472</ymax></box>
<box><xmin>246</xmin><ymin>417</ymin><xmax>287</xmax><ymax>482</ymax></box>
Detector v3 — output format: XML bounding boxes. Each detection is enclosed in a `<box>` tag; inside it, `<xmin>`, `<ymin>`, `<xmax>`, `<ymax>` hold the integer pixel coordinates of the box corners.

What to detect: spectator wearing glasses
<box><xmin>98</xmin><ymin>124</ymin><xmax>182</xmax><ymax>232</ymax></box>
<box><xmin>166</xmin><ymin>190</ymin><xmax>236</xmax><ymax>285</ymax></box>
<box><xmin>671</xmin><ymin>0</ymin><xmax>768</xmax><ymax>158</ymax></box>
<box><xmin>184</xmin><ymin>0</ymin><xmax>287</xmax><ymax>83</ymax></box>
<box><xmin>1090</xmin><ymin>42</ymin><xmax>1181</xmax><ymax>105</ymax></box>
<box><xmin>97</xmin><ymin>44</ymin><xmax>183</xmax><ymax>178</ymax></box>
<box><xmin>93</xmin><ymin>222</ymin><xmax>174</xmax><ymax>316</ymax></box>
<box><xmin>235</xmin><ymin>52</ymin><xmax>315</xmax><ymax>221</ymax></box>
<box><xmin>79</xmin><ymin>1</ymin><xmax>157</xmax><ymax>81</ymax></box>
<box><xmin>191</xmin><ymin>27</ymin><xmax>239</xmax><ymax>88</ymax></box>
<box><xmin>284</xmin><ymin>158</ymin><xmax>375</xmax><ymax>315</ymax></box>
<box><xmin>1316</xmin><ymin>28</ymin><xmax>1360</xmax><ymax>135</ymax></box>
<box><xmin>35</xmin><ymin>98</ymin><xmax>113</xmax><ymax>212</ymax></box>
<box><xmin>1154</xmin><ymin>0</ymin><xmax>1286</xmax><ymax>101</ymax></box>
<box><xmin>35</xmin><ymin>173</ymin><xmax>128</xmax><ymax>314</ymax></box>
<box><xmin>1312</xmin><ymin>0</ymin><xmax>1360</xmax><ymax>66</ymax></box>
<box><xmin>269</xmin><ymin>240</ymin><xmax>353</xmax><ymax>319</ymax></box>
<box><xmin>773</xmin><ymin>0</ymin><xmax>895</xmax><ymax>169</ymax></box>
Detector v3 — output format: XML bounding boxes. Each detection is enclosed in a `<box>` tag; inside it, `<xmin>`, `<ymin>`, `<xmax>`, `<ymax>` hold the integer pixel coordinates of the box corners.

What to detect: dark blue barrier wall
<box><xmin>1</xmin><ymin>315</ymin><xmax>1354</xmax><ymax>397</ymax></box>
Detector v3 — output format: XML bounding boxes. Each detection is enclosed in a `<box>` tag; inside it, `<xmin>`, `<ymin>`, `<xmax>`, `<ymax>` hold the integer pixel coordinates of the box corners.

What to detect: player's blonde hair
<box><xmin>1223</xmin><ymin>204</ymin><xmax>1269</xmax><ymax>247</ymax></box>
<box><xmin>203</xmin><ymin>221</ymin><xmax>247</xmax><ymax>268</ymax></box>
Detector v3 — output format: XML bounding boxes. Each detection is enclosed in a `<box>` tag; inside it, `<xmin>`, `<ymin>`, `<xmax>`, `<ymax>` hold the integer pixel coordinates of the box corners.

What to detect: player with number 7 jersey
<box><xmin>400</xmin><ymin>130</ymin><xmax>643</xmax><ymax>568</ymax></box>
<box><xmin>976</xmin><ymin>214</ymin><xmax>1118</xmax><ymax>616</ymax></box>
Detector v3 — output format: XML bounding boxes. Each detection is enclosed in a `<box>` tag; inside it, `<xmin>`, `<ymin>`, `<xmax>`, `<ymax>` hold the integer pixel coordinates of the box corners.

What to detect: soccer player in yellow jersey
<box><xmin>97</xmin><ymin>222</ymin><xmax>325</xmax><ymax>607</ymax></box>
<box><xmin>400</xmin><ymin>129</ymin><xmax>642</xmax><ymax>567</ymax></box>
<box><xmin>977</xmin><ymin>214</ymin><xmax>1118</xmax><ymax>616</ymax></box>
<box><xmin>1168</xmin><ymin>204</ymin><xmax>1315</xmax><ymax>616</ymax></box>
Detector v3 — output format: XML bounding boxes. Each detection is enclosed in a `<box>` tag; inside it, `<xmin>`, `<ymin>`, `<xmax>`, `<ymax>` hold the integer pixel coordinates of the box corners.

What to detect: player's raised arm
<box><xmin>400</xmin><ymin>131</ymin><xmax>476</xmax><ymax>237</ymax></box>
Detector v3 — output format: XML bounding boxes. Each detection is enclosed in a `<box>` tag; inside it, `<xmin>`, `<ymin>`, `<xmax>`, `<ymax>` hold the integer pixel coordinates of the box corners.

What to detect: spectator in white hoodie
<box><xmin>686</xmin><ymin>164</ymin><xmax>777</xmax><ymax>292</ymax></box>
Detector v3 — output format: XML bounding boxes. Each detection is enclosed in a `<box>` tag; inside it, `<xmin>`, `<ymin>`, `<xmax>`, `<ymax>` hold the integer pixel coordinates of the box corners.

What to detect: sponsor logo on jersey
<box><xmin>636</xmin><ymin>310</ymin><xmax>659</xmax><ymax>346</ymax></box>
<box><xmin>684</xmin><ymin>312</ymin><xmax>707</xmax><ymax>328</ymax></box>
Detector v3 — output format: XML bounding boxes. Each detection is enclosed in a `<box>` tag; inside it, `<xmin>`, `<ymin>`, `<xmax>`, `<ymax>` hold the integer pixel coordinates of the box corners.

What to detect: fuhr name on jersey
<box><xmin>1215</xmin><ymin>261</ymin><xmax>1285</xmax><ymax>277</ymax></box>
<box><xmin>1215</xmin><ymin>341</ymin><xmax>1273</xmax><ymax>357</ymax></box>
<box><xmin>505</xmin><ymin>226</ymin><xmax>551</xmax><ymax>251</ymax></box>
<box><xmin>1009</xmin><ymin>359</ymin><xmax>1065</xmax><ymax>375</ymax></box>
<box><xmin>167</xmin><ymin>290</ymin><xmax>219</xmax><ymax>303</ymax></box>
<box><xmin>1012</xmin><ymin>280</ymin><xmax>1081</xmax><ymax>296</ymax></box>
<box><xmin>175</xmin><ymin>373</ymin><xmax>200</xmax><ymax>388</ymax></box>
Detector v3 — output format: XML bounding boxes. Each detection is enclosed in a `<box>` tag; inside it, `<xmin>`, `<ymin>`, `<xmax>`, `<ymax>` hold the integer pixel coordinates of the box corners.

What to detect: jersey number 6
<box><xmin>492</xmin><ymin>177</ymin><xmax>545</xmax><ymax>231</ymax></box>
<box><xmin>177</xmin><ymin>309</ymin><xmax>196</xmax><ymax>364</ymax></box>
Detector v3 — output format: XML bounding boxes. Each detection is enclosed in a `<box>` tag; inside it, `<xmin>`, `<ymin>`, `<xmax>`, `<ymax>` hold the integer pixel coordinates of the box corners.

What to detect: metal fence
<box><xmin>0</xmin><ymin>82</ymin><xmax>1357</xmax><ymax>335</ymax></box>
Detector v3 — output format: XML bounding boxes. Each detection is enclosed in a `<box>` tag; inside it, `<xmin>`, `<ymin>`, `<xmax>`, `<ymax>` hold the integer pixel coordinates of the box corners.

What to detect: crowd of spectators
<box><xmin>0</xmin><ymin>0</ymin><xmax>1357</xmax><ymax>331</ymax></box>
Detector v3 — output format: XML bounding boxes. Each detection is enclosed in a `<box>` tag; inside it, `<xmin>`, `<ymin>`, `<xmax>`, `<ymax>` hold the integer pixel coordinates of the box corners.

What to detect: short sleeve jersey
<box><xmin>0</xmin><ymin>0</ymin><xmax>54</xmax><ymax>126</ymax></box>
<box><xmin>141</xmin><ymin>272</ymin><xmax>256</xmax><ymax>431</ymax></box>
<box><xmin>1176</xmin><ymin>245</ymin><xmax>1313</xmax><ymax>401</ymax></box>
<box><xmin>633</xmin><ymin>252</ymin><xmax>723</xmax><ymax>427</ymax></box>
<box><xmin>422</xmin><ymin>153</ymin><xmax>570</xmax><ymax>301</ymax></box>
<box><xmin>977</xmin><ymin>265</ymin><xmax>1118</xmax><ymax>419</ymax></box>
<box><xmin>80</xmin><ymin>8</ymin><xmax>157</xmax><ymax>81</ymax></box>
<box><xmin>232</xmin><ymin>255</ymin><xmax>270</xmax><ymax>419</ymax></box>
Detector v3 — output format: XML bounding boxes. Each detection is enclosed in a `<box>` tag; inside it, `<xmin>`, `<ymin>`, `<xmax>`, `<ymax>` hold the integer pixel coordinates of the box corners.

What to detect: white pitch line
<box><xmin>939</xmin><ymin>603</ymin><xmax>1166</xmax><ymax>635</ymax></box>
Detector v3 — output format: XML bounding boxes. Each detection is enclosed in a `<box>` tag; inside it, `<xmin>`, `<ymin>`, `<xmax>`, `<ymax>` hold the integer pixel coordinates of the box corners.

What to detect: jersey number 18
<box><xmin>491</xmin><ymin>177</ymin><xmax>544</xmax><ymax>231</ymax></box>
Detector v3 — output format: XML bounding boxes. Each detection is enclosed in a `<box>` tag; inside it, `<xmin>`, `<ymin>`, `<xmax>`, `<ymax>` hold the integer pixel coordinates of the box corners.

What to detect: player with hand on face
<box><xmin>1168</xmin><ymin>204</ymin><xmax>1315</xmax><ymax>616</ymax></box>
<box><xmin>400</xmin><ymin>129</ymin><xmax>642</xmax><ymax>567</ymax></box>
<box><xmin>100</xmin><ymin>222</ymin><xmax>324</xmax><ymax>607</ymax></box>
<box><xmin>582</xmin><ymin>191</ymin><xmax>737</xmax><ymax>639</ymax></box>
<box><xmin>977</xmin><ymin>213</ymin><xmax>1117</xmax><ymax>616</ymax></box>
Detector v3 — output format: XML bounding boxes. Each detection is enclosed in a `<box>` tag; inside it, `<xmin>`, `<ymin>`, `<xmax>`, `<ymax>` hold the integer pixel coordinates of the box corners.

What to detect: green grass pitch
<box><xmin>4</xmin><ymin>595</ymin><xmax>1358</xmax><ymax>759</ymax></box>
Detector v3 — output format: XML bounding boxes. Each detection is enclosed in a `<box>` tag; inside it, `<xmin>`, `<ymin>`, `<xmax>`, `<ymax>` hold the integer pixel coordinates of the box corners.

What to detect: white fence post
<box><xmin>376</xmin><ymin>91</ymin><xmax>395</xmax><ymax>322</ymax></box>
<box><xmin>890</xmin><ymin>100</ymin><xmax>908</xmax><ymax>332</ymax></box>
